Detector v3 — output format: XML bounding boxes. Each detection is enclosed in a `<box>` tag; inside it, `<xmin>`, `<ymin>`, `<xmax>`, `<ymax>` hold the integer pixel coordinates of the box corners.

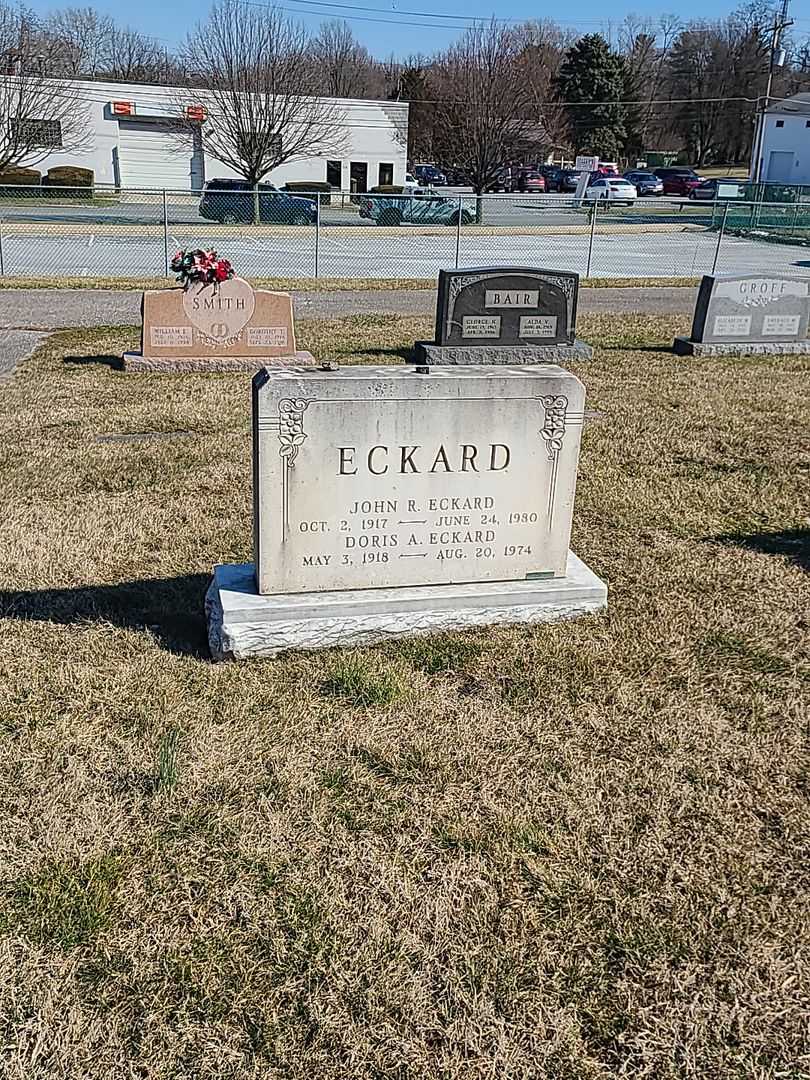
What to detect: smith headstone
<box><xmin>122</xmin><ymin>276</ymin><xmax>316</xmax><ymax>372</ymax></box>
<box><xmin>206</xmin><ymin>364</ymin><xmax>607</xmax><ymax>658</ymax></box>
<box><xmin>674</xmin><ymin>274</ymin><xmax>810</xmax><ymax>356</ymax></box>
<box><xmin>414</xmin><ymin>268</ymin><xmax>593</xmax><ymax>365</ymax></box>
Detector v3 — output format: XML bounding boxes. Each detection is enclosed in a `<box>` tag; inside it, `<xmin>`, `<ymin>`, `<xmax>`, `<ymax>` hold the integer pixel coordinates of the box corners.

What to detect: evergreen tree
<box><xmin>556</xmin><ymin>34</ymin><xmax>627</xmax><ymax>159</ymax></box>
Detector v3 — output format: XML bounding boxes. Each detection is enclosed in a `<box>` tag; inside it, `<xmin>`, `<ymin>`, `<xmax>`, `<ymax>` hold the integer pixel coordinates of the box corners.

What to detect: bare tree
<box><xmin>105</xmin><ymin>25</ymin><xmax>169</xmax><ymax>83</ymax></box>
<box><xmin>310</xmin><ymin>20</ymin><xmax>383</xmax><ymax>99</ymax></box>
<box><xmin>431</xmin><ymin>21</ymin><xmax>548</xmax><ymax>201</ymax></box>
<box><xmin>512</xmin><ymin>20</ymin><xmax>574</xmax><ymax>157</ymax></box>
<box><xmin>42</xmin><ymin>6</ymin><xmax>113</xmax><ymax>76</ymax></box>
<box><xmin>177</xmin><ymin>0</ymin><xmax>344</xmax><ymax>217</ymax></box>
<box><xmin>0</xmin><ymin>2</ymin><xmax>89</xmax><ymax>174</ymax></box>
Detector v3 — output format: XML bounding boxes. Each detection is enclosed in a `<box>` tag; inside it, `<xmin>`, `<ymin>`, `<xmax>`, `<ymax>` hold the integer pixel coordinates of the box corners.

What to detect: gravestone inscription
<box><xmin>205</xmin><ymin>364</ymin><xmax>607</xmax><ymax>658</ymax></box>
<box><xmin>122</xmin><ymin>276</ymin><xmax>316</xmax><ymax>372</ymax></box>
<box><xmin>414</xmin><ymin>267</ymin><xmax>592</xmax><ymax>364</ymax></box>
<box><xmin>674</xmin><ymin>274</ymin><xmax>810</xmax><ymax>356</ymax></box>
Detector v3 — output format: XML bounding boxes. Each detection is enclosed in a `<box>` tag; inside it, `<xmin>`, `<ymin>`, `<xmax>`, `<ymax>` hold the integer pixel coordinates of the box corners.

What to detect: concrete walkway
<box><xmin>0</xmin><ymin>286</ymin><xmax>696</xmax><ymax>378</ymax></box>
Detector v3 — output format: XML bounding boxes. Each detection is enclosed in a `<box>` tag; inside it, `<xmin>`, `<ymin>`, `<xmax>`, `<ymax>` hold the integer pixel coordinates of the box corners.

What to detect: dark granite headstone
<box><xmin>675</xmin><ymin>273</ymin><xmax>810</xmax><ymax>356</ymax></box>
<box><xmin>414</xmin><ymin>267</ymin><xmax>592</xmax><ymax>365</ymax></box>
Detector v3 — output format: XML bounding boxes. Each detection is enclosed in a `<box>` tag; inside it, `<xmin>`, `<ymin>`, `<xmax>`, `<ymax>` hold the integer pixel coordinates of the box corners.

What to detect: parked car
<box><xmin>689</xmin><ymin>177</ymin><xmax>747</xmax><ymax>200</ymax></box>
<box><xmin>623</xmin><ymin>170</ymin><xmax>664</xmax><ymax>196</ymax></box>
<box><xmin>443</xmin><ymin>166</ymin><xmax>471</xmax><ymax>186</ymax></box>
<box><xmin>358</xmin><ymin>193</ymin><xmax>473</xmax><ymax>226</ymax></box>
<box><xmin>653</xmin><ymin>167</ymin><xmax>704</xmax><ymax>196</ymax></box>
<box><xmin>199</xmin><ymin>179</ymin><xmax>316</xmax><ymax>224</ymax></box>
<box><xmin>559</xmin><ymin>169</ymin><xmax>585</xmax><ymax>192</ymax></box>
<box><xmin>413</xmin><ymin>164</ymin><xmax>447</xmax><ymax>186</ymax></box>
<box><xmin>585</xmin><ymin>177</ymin><xmax>637</xmax><ymax>205</ymax></box>
<box><xmin>402</xmin><ymin>172</ymin><xmax>424</xmax><ymax>194</ymax></box>
<box><xmin>537</xmin><ymin>165</ymin><xmax>564</xmax><ymax>191</ymax></box>
<box><xmin>512</xmin><ymin>169</ymin><xmax>547</xmax><ymax>193</ymax></box>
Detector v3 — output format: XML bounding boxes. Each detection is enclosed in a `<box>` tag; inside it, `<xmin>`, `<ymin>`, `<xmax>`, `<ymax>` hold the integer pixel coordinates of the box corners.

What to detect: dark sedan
<box><xmin>623</xmin><ymin>170</ymin><xmax>664</xmax><ymax>196</ymax></box>
<box><xmin>689</xmin><ymin>178</ymin><xmax>747</xmax><ymax>200</ymax></box>
<box><xmin>559</xmin><ymin>169</ymin><xmax>585</xmax><ymax>192</ymax></box>
<box><xmin>199</xmin><ymin>179</ymin><xmax>316</xmax><ymax>224</ymax></box>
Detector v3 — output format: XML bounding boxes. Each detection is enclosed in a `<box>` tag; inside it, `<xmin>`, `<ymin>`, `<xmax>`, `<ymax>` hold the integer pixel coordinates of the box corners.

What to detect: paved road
<box><xmin>2</xmin><ymin>226</ymin><xmax>807</xmax><ymax>281</ymax></box>
<box><xmin>0</xmin><ymin>193</ymin><xmax>713</xmax><ymax>229</ymax></box>
<box><xmin>0</xmin><ymin>285</ymin><xmax>699</xmax><ymax>333</ymax></box>
<box><xmin>0</xmin><ymin>328</ymin><xmax>47</xmax><ymax>379</ymax></box>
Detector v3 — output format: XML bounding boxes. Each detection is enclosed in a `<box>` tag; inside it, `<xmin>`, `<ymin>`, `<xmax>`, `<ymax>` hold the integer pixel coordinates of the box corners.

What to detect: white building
<box><xmin>27</xmin><ymin>78</ymin><xmax>409</xmax><ymax>192</ymax></box>
<box><xmin>752</xmin><ymin>92</ymin><xmax>810</xmax><ymax>185</ymax></box>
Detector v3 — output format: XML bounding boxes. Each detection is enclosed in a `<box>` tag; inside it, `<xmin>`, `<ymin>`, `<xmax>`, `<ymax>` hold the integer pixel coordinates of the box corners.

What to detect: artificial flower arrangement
<box><xmin>170</xmin><ymin>248</ymin><xmax>235</xmax><ymax>288</ymax></box>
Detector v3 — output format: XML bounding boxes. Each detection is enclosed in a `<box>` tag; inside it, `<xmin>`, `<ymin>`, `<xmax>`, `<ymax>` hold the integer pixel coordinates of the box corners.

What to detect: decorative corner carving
<box><xmin>278</xmin><ymin>398</ymin><xmax>310</xmax><ymax>466</ymax></box>
<box><xmin>540</xmin><ymin>395</ymin><xmax>568</xmax><ymax>459</ymax></box>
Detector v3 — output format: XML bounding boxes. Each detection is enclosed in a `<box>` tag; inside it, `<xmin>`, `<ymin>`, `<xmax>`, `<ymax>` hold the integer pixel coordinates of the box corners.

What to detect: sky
<box><xmin>23</xmin><ymin>0</ymin><xmax>808</xmax><ymax>59</ymax></box>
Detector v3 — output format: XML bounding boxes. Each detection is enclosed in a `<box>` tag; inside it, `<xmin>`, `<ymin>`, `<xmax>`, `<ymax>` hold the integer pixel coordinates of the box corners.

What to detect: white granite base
<box><xmin>673</xmin><ymin>336</ymin><xmax>810</xmax><ymax>357</ymax></box>
<box><xmin>413</xmin><ymin>340</ymin><xmax>594</xmax><ymax>364</ymax></box>
<box><xmin>206</xmin><ymin>552</ymin><xmax>607</xmax><ymax>659</ymax></box>
<box><xmin>122</xmin><ymin>350</ymin><xmax>316</xmax><ymax>372</ymax></box>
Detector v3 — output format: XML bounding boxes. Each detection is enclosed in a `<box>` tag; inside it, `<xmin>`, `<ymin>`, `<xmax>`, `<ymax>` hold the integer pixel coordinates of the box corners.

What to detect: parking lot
<box><xmin>0</xmin><ymin>188</ymin><xmax>805</xmax><ymax>280</ymax></box>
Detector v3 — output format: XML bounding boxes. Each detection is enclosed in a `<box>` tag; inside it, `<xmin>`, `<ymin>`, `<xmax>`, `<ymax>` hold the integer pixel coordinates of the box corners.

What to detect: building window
<box><xmin>11</xmin><ymin>119</ymin><xmax>62</xmax><ymax>147</ymax></box>
<box><xmin>775</xmin><ymin>120</ymin><xmax>784</xmax><ymax>128</ymax></box>
<box><xmin>378</xmin><ymin>162</ymin><xmax>394</xmax><ymax>186</ymax></box>
<box><xmin>326</xmin><ymin>159</ymin><xmax>341</xmax><ymax>186</ymax></box>
<box><xmin>806</xmin><ymin>120</ymin><xmax>810</xmax><ymax>128</ymax></box>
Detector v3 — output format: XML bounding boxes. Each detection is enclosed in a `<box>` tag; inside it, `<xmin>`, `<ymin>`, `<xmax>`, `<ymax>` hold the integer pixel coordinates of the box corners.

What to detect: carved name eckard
<box><xmin>337</xmin><ymin>442</ymin><xmax>511</xmax><ymax>475</ymax></box>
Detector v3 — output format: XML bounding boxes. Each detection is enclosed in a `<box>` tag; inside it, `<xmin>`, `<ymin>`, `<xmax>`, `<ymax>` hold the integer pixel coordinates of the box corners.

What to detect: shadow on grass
<box><xmin>711</xmin><ymin>527</ymin><xmax>810</xmax><ymax>573</ymax></box>
<box><xmin>0</xmin><ymin>574</ymin><xmax>210</xmax><ymax>657</ymax></box>
<box><xmin>64</xmin><ymin>353</ymin><xmax>122</xmax><ymax>368</ymax></box>
<box><xmin>350</xmin><ymin>346</ymin><xmax>413</xmax><ymax>362</ymax></box>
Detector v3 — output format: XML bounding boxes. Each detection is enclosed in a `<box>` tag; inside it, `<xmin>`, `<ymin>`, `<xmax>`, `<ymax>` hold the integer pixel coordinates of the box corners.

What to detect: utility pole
<box><xmin>752</xmin><ymin>0</ymin><xmax>793</xmax><ymax>183</ymax></box>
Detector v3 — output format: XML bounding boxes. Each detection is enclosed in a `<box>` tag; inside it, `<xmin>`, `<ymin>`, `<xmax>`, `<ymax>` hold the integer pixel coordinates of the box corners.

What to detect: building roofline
<box><xmin>765</xmin><ymin>93</ymin><xmax>810</xmax><ymax>116</ymax></box>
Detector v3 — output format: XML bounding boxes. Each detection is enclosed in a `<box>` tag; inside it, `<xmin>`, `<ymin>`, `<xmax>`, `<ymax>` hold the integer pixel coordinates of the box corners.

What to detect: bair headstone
<box><xmin>674</xmin><ymin>274</ymin><xmax>810</xmax><ymax>356</ymax></box>
<box><xmin>414</xmin><ymin>267</ymin><xmax>593</xmax><ymax>365</ymax></box>
<box><xmin>122</xmin><ymin>276</ymin><xmax>316</xmax><ymax>372</ymax></box>
<box><xmin>205</xmin><ymin>364</ymin><xmax>607</xmax><ymax>658</ymax></box>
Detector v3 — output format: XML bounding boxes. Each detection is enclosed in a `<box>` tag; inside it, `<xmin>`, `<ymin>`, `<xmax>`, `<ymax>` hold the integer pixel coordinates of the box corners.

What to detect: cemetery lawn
<box><xmin>1</xmin><ymin>313</ymin><xmax>808</xmax><ymax>1080</ymax></box>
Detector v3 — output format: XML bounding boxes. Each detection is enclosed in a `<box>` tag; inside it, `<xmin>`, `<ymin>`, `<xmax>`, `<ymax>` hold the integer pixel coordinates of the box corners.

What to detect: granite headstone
<box><xmin>122</xmin><ymin>276</ymin><xmax>316</xmax><ymax>372</ymax></box>
<box><xmin>205</xmin><ymin>364</ymin><xmax>607</xmax><ymax>658</ymax></box>
<box><xmin>414</xmin><ymin>267</ymin><xmax>593</xmax><ymax>365</ymax></box>
<box><xmin>674</xmin><ymin>274</ymin><xmax>810</xmax><ymax>356</ymax></box>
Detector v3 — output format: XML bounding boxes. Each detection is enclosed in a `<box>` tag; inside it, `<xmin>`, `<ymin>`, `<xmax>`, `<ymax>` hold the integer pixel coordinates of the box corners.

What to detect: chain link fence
<box><xmin>0</xmin><ymin>184</ymin><xmax>807</xmax><ymax>281</ymax></box>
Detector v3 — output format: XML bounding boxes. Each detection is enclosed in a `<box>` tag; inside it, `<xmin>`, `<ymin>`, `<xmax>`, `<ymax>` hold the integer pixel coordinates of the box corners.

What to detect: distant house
<box><xmin>752</xmin><ymin>93</ymin><xmax>810</xmax><ymax>185</ymax></box>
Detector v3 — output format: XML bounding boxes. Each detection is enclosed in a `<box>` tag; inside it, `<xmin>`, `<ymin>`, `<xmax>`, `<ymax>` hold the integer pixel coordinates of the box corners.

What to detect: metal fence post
<box><xmin>711</xmin><ymin>203</ymin><xmax>729</xmax><ymax>275</ymax></box>
<box><xmin>0</xmin><ymin>217</ymin><xmax>5</xmax><ymax>277</ymax></box>
<box><xmin>162</xmin><ymin>189</ymin><xmax>169</xmax><ymax>276</ymax></box>
<box><xmin>314</xmin><ymin>194</ymin><xmax>320</xmax><ymax>279</ymax></box>
<box><xmin>455</xmin><ymin>195</ymin><xmax>462</xmax><ymax>269</ymax></box>
<box><xmin>586</xmin><ymin>197</ymin><xmax>597</xmax><ymax>278</ymax></box>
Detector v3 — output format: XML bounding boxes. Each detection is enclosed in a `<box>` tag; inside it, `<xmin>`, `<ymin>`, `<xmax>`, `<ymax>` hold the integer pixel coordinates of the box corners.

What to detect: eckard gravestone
<box><xmin>414</xmin><ymin>267</ymin><xmax>592</xmax><ymax>365</ymax></box>
<box><xmin>674</xmin><ymin>273</ymin><xmax>810</xmax><ymax>356</ymax></box>
<box><xmin>205</xmin><ymin>364</ymin><xmax>607</xmax><ymax>658</ymax></box>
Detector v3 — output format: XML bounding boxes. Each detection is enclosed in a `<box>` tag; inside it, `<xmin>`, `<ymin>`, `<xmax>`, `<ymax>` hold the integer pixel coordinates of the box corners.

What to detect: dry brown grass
<box><xmin>0</xmin><ymin>275</ymin><xmax>700</xmax><ymax>292</ymax></box>
<box><xmin>0</xmin><ymin>312</ymin><xmax>808</xmax><ymax>1079</ymax></box>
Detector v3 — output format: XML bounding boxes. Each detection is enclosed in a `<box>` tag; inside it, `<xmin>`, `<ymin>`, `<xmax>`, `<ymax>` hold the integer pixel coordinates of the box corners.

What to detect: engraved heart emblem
<box><xmin>183</xmin><ymin>276</ymin><xmax>255</xmax><ymax>344</ymax></box>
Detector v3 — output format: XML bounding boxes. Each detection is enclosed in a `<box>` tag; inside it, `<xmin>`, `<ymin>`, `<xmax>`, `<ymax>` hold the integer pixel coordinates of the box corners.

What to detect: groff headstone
<box><xmin>414</xmin><ymin>268</ymin><xmax>592</xmax><ymax>365</ymax></box>
<box><xmin>674</xmin><ymin>274</ymin><xmax>810</xmax><ymax>356</ymax></box>
<box><xmin>122</xmin><ymin>276</ymin><xmax>316</xmax><ymax>372</ymax></box>
<box><xmin>205</xmin><ymin>364</ymin><xmax>607</xmax><ymax>659</ymax></box>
